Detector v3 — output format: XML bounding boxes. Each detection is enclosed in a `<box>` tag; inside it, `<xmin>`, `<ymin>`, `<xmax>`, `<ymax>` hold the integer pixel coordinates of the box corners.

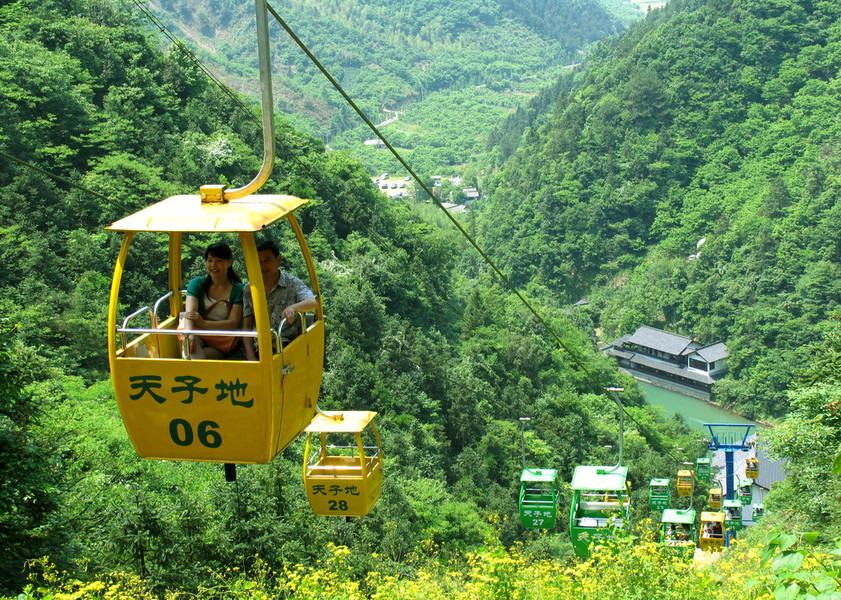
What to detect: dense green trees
<box><xmin>762</xmin><ymin>313</ymin><xmax>841</xmax><ymax>540</ymax></box>
<box><xmin>0</xmin><ymin>0</ymin><xmax>685</xmax><ymax>595</ymax></box>
<box><xmin>4</xmin><ymin>0</ymin><xmax>841</xmax><ymax>596</ymax></box>
<box><xmin>147</xmin><ymin>0</ymin><xmax>623</xmax><ymax>178</ymax></box>
<box><xmin>477</xmin><ymin>0</ymin><xmax>841</xmax><ymax>418</ymax></box>
<box><xmin>0</xmin><ymin>322</ymin><xmax>67</xmax><ymax>590</ymax></box>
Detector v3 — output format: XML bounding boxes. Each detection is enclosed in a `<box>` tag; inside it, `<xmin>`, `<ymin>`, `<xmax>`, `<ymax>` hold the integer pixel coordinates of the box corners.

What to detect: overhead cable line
<box><xmin>266</xmin><ymin>5</ymin><xmax>688</xmax><ymax>464</ymax></box>
<box><xmin>266</xmin><ymin>7</ymin><xmax>610</xmax><ymax>395</ymax></box>
<box><xmin>20</xmin><ymin>1</ymin><xmax>682</xmax><ymax>465</ymax></box>
<box><xmin>131</xmin><ymin>0</ymin><xmax>346</xmax><ymax>208</ymax></box>
<box><xmin>130</xmin><ymin>0</ymin><xmax>258</xmax><ymax>122</ymax></box>
<box><xmin>0</xmin><ymin>150</ymin><xmax>131</xmax><ymax>214</ymax></box>
<box><xmin>131</xmin><ymin>0</ymin><xmax>619</xmax><ymax>406</ymax></box>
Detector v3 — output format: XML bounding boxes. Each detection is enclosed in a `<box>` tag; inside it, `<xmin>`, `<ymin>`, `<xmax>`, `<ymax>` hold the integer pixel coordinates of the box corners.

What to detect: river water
<box><xmin>639</xmin><ymin>381</ymin><xmax>757</xmax><ymax>433</ymax></box>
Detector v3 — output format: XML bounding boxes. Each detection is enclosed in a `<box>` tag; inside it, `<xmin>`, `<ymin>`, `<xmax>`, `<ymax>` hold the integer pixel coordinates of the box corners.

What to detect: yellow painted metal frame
<box><xmin>699</xmin><ymin>511</ymin><xmax>726</xmax><ymax>552</ymax></box>
<box><xmin>303</xmin><ymin>411</ymin><xmax>383</xmax><ymax>517</ymax></box>
<box><xmin>746</xmin><ymin>457</ymin><xmax>759</xmax><ymax>479</ymax></box>
<box><xmin>107</xmin><ymin>194</ymin><xmax>324</xmax><ymax>464</ymax></box>
<box><xmin>676</xmin><ymin>469</ymin><xmax>694</xmax><ymax>497</ymax></box>
<box><xmin>708</xmin><ymin>485</ymin><xmax>723</xmax><ymax>510</ymax></box>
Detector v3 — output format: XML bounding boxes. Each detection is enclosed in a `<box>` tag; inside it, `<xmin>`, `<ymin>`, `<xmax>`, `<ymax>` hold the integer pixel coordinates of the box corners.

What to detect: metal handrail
<box><xmin>522</xmin><ymin>487</ymin><xmax>558</xmax><ymax>495</ymax></box>
<box><xmin>151</xmin><ymin>290</ymin><xmax>175</xmax><ymax>328</ymax></box>
<box><xmin>121</xmin><ymin>306</ymin><xmax>152</xmax><ymax>330</ymax></box>
<box><xmin>307</xmin><ymin>455</ymin><xmax>381</xmax><ymax>473</ymax></box>
<box><xmin>116</xmin><ymin>327</ymin><xmax>257</xmax><ymax>338</ymax></box>
<box><xmin>119</xmin><ymin>306</ymin><xmax>153</xmax><ymax>351</ymax></box>
<box><xmin>277</xmin><ymin>312</ymin><xmax>306</xmax><ymax>342</ymax></box>
<box><xmin>118</xmin><ymin>303</ymin><xmax>311</xmax><ymax>357</ymax></box>
<box><xmin>307</xmin><ymin>446</ymin><xmax>381</xmax><ymax>465</ymax></box>
<box><xmin>116</xmin><ymin>325</ymin><xmax>257</xmax><ymax>358</ymax></box>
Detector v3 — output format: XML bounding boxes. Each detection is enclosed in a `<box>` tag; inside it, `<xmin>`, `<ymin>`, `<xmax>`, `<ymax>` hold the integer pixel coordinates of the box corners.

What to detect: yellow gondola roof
<box><xmin>701</xmin><ymin>511</ymin><xmax>725</xmax><ymax>522</ymax></box>
<box><xmin>305</xmin><ymin>411</ymin><xmax>378</xmax><ymax>434</ymax></box>
<box><xmin>106</xmin><ymin>194</ymin><xmax>309</xmax><ymax>233</ymax></box>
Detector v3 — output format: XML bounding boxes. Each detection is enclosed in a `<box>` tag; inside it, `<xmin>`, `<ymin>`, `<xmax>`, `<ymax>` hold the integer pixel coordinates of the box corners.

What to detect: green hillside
<box><xmin>0</xmin><ymin>0</ymin><xmax>664</xmax><ymax>594</ymax></box>
<box><xmin>144</xmin><ymin>0</ymin><xmax>622</xmax><ymax>176</ymax></box>
<box><xmin>1</xmin><ymin>0</ymin><xmax>841</xmax><ymax>598</ymax></box>
<box><xmin>478</xmin><ymin>0</ymin><xmax>841</xmax><ymax>419</ymax></box>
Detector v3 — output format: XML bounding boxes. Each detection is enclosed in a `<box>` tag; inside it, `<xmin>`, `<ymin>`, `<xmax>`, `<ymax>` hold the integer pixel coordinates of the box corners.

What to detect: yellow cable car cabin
<box><xmin>708</xmin><ymin>485</ymin><xmax>723</xmax><ymax>509</ymax></box>
<box><xmin>107</xmin><ymin>192</ymin><xmax>324</xmax><ymax>465</ymax></box>
<box><xmin>303</xmin><ymin>410</ymin><xmax>383</xmax><ymax>517</ymax></box>
<box><xmin>746</xmin><ymin>457</ymin><xmax>759</xmax><ymax>479</ymax></box>
<box><xmin>699</xmin><ymin>511</ymin><xmax>725</xmax><ymax>552</ymax></box>
<box><xmin>676</xmin><ymin>469</ymin><xmax>694</xmax><ymax>497</ymax></box>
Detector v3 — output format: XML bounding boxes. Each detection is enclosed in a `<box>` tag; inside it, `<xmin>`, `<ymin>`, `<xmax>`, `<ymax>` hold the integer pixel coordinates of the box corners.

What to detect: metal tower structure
<box><xmin>704</xmin><ymin>423</ymin><xmax>755</xmax><ymax>500</ymax></box>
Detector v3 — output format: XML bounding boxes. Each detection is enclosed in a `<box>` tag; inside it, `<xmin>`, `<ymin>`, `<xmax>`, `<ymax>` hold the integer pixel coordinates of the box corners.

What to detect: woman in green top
<box><xmin>184</xmin><ymin>242</ymin><xmax>244</xmax><ymax>359</ymax></box>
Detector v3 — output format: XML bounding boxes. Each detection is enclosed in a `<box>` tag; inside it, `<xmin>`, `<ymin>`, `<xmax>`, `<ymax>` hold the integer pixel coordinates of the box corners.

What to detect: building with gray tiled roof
<box><xmin>603</xmin><ymin>325</ymin><xmax>729</xmax><ymax>395</ymax></box>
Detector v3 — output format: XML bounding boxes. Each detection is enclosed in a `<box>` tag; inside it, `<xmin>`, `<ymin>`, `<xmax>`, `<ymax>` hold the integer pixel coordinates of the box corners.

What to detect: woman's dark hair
<box><xmin>203</xmin><ymin>242</ymin><xmax>242</xmax><ymax>295</ymax></box>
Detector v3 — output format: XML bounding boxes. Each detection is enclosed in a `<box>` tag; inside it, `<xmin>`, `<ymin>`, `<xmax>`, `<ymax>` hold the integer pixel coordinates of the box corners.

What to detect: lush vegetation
<box><xmin>11</xmin><ymin>520</ymin><xmax>841</xmax><ymax>599</ymax></box>
<box><xmin>3</xmin><ymin>0</ymin><xmax>841</xmax><ymax>597</ymax></box>
<box><xmin>478</xmin><ymin>0</ymin><xmax>841</xmax><ymax>419</ymax></box>
<box><xmin>0</xmin><ymin>0</ymin><xmax>685</xmax><ymax>595</ymax></box>
<box><xmin>146</xmin><ymin>0</ymin><xmax>623</xmax><ymax>177</ymax></box>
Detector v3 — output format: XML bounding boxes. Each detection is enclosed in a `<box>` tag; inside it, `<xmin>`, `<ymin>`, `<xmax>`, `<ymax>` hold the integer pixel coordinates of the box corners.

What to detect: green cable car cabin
<box><xmin>708</xmin><ymin>485</ymin><xmax>723</xmax><ymax>510</ymax></box>
<box><xmin>676</xmin><ymin>469</ymin><xmax>694</xmax><ymax>498</ymax></box>
<box><xmin>751</xmin><ymin>504</ymin><xmax>765</xmax><ymax>521</ymax></box>
<box><xmin>661</xmin><ymin>508</ymin><xmax>696</xmax><ymax>556</ymax></box>
<box><xmin>746</xmin><ymin>457</ymin><xmax>759</xmax><ymax>479</ymax></box>
<box><xmin>519</xmin><ymin>468</ymin><xmax>560</xmax><ymax>529</ymax></box>
<box><xmin>303</xmin><ymin>411</ymin><xmax>383</xmax><ymax>517</ymax></box>
<box><xmin>699</xmin><ymin>511</ymin><xmax>725</xmax><ymax>552</ymax></box>
<box><xmin>695</xmin><ymin>457</ymin><xmax>711</xmax><ymax>481</ymax></box>
<box><xmin>738</xmin><ymin>479</ymin><xmax>753</xmax><ymax>505</ymax></box>
<box><xmin>723</xmin><ymin>499</ymin><xmax>743</xmax><ymax>531</ymax></box>
<box><xmin>569</xmin><ymin>465</ymin><xmax>631</xmax><ymax>558</ymax></box>
<box><xmin>649</xmin><ymin>478</ymin><xmax>671</xmax><ymax>512</ymax></box>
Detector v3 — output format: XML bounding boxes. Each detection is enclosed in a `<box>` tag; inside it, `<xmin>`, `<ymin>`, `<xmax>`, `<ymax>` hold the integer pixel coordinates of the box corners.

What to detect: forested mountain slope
<box><xmin>3</xmin><ymin>0</ymin><xmax>841</xmax><ymax>597</ymax></box>
<box><xmin>0</xmin><ymin>0</ymin><xmax>692</xmax><ymax>593</ymax></box>
<box><xmin>149</xmin><ymin>0</ymin><xmax>620</xmax><ymax>128</ymax></box>
<box><xmin>478</xmin><ymin>0</ymin><xmax>841</xmax><ymax>419</ymax></box>
<box><xmin>146</xmin><ymin>0</ymin><xmax>623</xmax><ymax>175</ymax></box>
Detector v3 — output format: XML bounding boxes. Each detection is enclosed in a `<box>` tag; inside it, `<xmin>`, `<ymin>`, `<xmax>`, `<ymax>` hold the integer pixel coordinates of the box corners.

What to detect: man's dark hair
<box><xmin>257</xmin><ymin>240</ymin><xmax>280</xmax><ymax>257</ymax></box>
